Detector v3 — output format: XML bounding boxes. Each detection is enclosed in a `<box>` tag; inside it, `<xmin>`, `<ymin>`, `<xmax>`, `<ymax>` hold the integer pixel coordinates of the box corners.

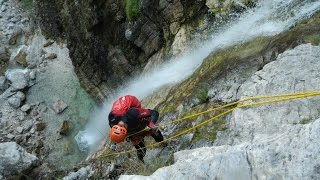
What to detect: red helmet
<box><xmin>109</xmin><ymin>125</ymin><xmax>127</xmax><ymax>143</ymax></box>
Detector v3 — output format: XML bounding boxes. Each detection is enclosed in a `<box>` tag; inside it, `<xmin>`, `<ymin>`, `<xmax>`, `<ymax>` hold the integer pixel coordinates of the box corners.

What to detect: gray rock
<box><xmin>8</xmin><ymin>26</ymin><xmax>22</xmax><ymax>45</ymax></box>
<box><xmin>29</xmin><ymin>70</ymin><xmax>36</xmax><ymax>80</ymax></box>
<box><xmin>8</xmin><ymin>96</ymin><xmax>21</xmax><ymax>108</ymax></box>
<box><xmin>0</xmin><ymin>76</ymin><xmax>8</xmax><ymax>90</ymax></box>
<box><xmin>52</xmin><ymin>99</ymin><xmax>68</xmax><ymax>114</ymax></box>
<box><xmin>11</xmin><ymin>45</ymin><xmax>28</xmax><ymax>67</ymax></box>
<box><xmin>45</xmin><ymin>53</ymin><xmax>57</xmax><ymax>60</ymax></box>
<box><xmin>30</xmin><ymin>127</ymin><xmax>35</xmax><ymax>134</ymax></box>
<box><xmin>0</xmin><ymin>46</ymin><xmax>8</xmax><ymax>61</ymax></box>
<box><xmin>42</xmin><ymin>40</ymin><xmax>54</xmax><ymax>47</ymax></box>
<box><xmin>63</xmin><ymin>166</ymin><xmax>93</xmax><ymax>180</ymax></box>
<box><xmin>21</xmin><ymin>104</ymin><xmax>31</xmax><ymax>112</ymax></box>
<box><xmin>0</xmin><ymin>142</ymin><xmax>38</xmax><ymax>176</ymax></box>
<box><xmin>23</xmin><ymin>120</ymin><xmax>33</xmax><ymax>131</ymax></box>
<box><xmin>16</xmin><ymin>126</ymin><xmax>24</xmax><ymax>134</ymax></box>
<box><xmin>6</xmin><ymin>134</ymin><xmax>14</xmax><ymax>140</ymax></box>
<box><xmin>5</xmin><ymin>69</ymin><xmax>29</xmax><ymax>90</ymax></box>
<box><xmin>1</xmin><ymin>4</ymin><xmax>6</xmax><ymax>12</ymax></box>
<box><xmin>15</xmin><ymin>91</ymin><xmax>25</xmax><ymax>101</ymax></box>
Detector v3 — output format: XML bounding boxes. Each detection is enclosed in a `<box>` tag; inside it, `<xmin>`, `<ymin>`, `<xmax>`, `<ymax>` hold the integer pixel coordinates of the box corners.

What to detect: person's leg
<box><xmin>150</xmin><ymin>130</ymin><xmax>164</xmax><ymax>142</ymax></box>
<box><xmin>134</xmin><ymin>140</ymin><xmax>146</xmax><ymax>162</ymax></box>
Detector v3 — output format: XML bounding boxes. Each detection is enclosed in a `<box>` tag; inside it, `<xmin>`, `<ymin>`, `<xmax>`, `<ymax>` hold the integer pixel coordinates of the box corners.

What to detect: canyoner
<box><xmin>108</xmin><ymin>95</ymin><xmax>166</xmax><ymax>163</ymax></box>
<box><xmin>100</xmin><ymin>91</ymin><xmax>320</xmax><ymax>159</ymax></box>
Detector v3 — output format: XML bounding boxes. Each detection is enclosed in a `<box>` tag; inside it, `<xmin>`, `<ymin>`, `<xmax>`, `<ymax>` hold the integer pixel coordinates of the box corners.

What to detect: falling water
<box><xmin>75</xmin><ymin>0</ymin><xmax>320</xmax><ymax>152</ymax></box>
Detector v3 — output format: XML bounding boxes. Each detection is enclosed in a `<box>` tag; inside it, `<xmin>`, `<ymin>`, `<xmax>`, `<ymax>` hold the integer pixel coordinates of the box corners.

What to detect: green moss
<box><xmin>160</xmin><ymin>104</ymin><xmax>178</xmax><ymax>114</ymax></box>
<box><xmin>20</xmin><ymin>0</ymin><xmax>34</xmax><ymax>11</ymax></box>
<box><xmin>300</xmin><ymin>117</ymin><xmax>312</xmax><ymax>124</ymax></box>
<box><xmin>305</xmin><ymin>34</ymin><xmax>320</xmax><ymax>45</ymax></box>
<box><xmin>0</xmin><ymin>63</ymin><xmax>8</xmax><ymax>76</ymax></box>
<box><xmin>212</xmin><ymin>7</ymin><xmax>222</xmax><ymax>14</ymax></box>
<box><xmin>197</xmin><ymin>88</ymin><xmax>209</xmax><ymax>104</ymax></box>
<box><xmin>191</xmin><ymin>112</ymin><xmax>227</xmax><ymax>143</ymax></box>
<box><xmin>125</xmin><ymin>0</ymin><xmax>140</xmax><ymax>21</ymax></box>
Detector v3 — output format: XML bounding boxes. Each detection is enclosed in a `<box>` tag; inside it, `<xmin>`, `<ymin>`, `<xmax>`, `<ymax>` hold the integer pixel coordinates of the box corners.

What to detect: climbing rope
<box><xmin>126</xmin><ymin>91</ymin><xmax>320</xmax><ymax>138</ymax></box>
<box><xmin>98</xmin><ymin>91</ymin><xmax>320</xmax><ymax>158</ymax></box>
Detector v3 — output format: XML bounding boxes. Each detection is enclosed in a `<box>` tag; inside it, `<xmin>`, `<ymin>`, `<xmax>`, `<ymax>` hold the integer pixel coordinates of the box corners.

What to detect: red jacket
<box><xmin>111</xmin><ymin>95</ymin><xmax>141</xmax><ymax>116</ymax></box>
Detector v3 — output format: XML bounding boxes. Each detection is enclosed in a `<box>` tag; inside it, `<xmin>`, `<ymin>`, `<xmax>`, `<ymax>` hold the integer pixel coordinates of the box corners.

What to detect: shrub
<box><xmin>125</xmin><ymin>0</ymin><xmax>140</xmax><ymax>21</ymax></box>
<box><xmin>197</xmin><ymin>88</ymin><xmax>209</xmax><ymax>104</ymax></box>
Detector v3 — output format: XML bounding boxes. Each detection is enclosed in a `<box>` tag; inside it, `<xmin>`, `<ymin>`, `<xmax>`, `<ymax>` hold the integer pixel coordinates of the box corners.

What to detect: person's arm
<box><xmin>149</xmin><ymin>109</ymin><xmax>159</xmax><ymax>124</ymax></box>
<box><xmin>136</xmin><ymin>108</ymin><xmax>159</xmax><ymax>128</ymax></box>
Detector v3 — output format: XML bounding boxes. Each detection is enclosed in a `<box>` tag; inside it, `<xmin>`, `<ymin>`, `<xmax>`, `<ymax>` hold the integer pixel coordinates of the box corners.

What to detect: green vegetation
<box><xmin>123</xmin><ymin>155</ymin><xmax>173</xmax><ymax>176</ymax></box>
<box><xmin>197</xmin><ymin>88</ymin><xmax>209</xmax><ymax>104</ymax></box>
<box><xmin>20</xmin><ymin>0</ymin><xmax>34</xmax><ymax>11</ymax></box>
<box><xmin>300</xmin><ymin>116</ymin><xmax>312</xmax><ymax>124</ymax></box>
<box><xmin>125</xmin><ymin>0</ymin><xmax>140</xmax><ymax>21</ymax></box>
<box><xmin>305</xmin><ymin>34</ymin><xmax>320</xmax><ymax>45</ymax></box>
<box><xmin>160</xmin><ymin>104</ymin><xmax>178</xmax><ymax>114</ymax></box>
<box><xmin>191</xmin><ymin>114</ymin><xmax>227</xmax><ymax>143</ymax></box>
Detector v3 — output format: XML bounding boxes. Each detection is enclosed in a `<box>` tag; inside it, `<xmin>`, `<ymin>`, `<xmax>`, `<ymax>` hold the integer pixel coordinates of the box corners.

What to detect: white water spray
<box><xmin>75</xmin><ymin>0</ymin><xmax>320</xmax><ymax>152</ymax></box>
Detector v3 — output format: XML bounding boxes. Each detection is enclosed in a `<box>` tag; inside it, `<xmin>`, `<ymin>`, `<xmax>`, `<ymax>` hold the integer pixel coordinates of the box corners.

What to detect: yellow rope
<box><xmin>126</xmin><ymin>91</ymin><xmax>320</xmax><ymax>138</ymax></box>
<box><xmin>98</xmin><ymin>91</ymin><xmax>320</xmax><ymax>158</ymax></box>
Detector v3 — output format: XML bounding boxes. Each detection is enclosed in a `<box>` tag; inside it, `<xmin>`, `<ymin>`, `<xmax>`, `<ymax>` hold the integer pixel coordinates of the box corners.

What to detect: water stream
<box><xmin>75</xmin><ymin>0</ymin><xmax>320</xmax><ymax>153</ymax></box>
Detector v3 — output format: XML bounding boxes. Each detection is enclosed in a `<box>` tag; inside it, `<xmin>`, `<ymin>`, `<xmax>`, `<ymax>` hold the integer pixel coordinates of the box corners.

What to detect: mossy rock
<box><xmin>305</xmin><ymin>34</ymin><xmax>320</xmax><ymax>45</ymax></box>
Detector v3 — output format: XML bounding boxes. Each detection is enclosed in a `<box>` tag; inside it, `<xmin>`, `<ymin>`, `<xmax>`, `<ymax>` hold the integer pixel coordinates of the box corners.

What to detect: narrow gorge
<box><xmin>0</xmin><ymin>0</ymin><xmax>320</xmax><ymax>179</ymax></box>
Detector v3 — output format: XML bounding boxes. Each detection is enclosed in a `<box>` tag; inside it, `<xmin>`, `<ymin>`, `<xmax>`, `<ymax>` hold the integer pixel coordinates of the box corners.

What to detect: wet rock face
<box><xmin>36</xmin><ymin>0</ymin><xmax>206</xmax><ymax>100</ymax></box>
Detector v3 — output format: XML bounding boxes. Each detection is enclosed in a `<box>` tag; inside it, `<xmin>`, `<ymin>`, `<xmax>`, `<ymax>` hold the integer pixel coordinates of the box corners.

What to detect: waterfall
<box><xmin>75</xmin><ymin>0</ymin><xmax>320</xmax><ymax>153</ymax></box>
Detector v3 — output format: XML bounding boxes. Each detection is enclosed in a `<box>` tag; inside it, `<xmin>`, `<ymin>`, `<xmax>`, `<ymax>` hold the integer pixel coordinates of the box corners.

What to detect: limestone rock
<box><xmin>21</xmin><ymin>104</ymin><xmax>31</xmax><ymax>112</ymax></box>
<box><xmin>0</xmin><ymin>142</ymin><xmax>38</xmax><ymax>177</ymax></box>
<box><xmin>8</xmin><ymin>96</ymin><xmax>21</xmax><ymax>108</ymax></box>
<box><xmin>52</xmin><ymin>99</ymin><xmax>68</xmax><ymax>114</ymax></box>
<box><xmin>5</xmin><ymin>69</ymin><xmax>29</xmax><ymax>90</ymax></box>
<box><xmin>8</xmin><ymin>26</ymin><xmax>22</xmax><ymax>45</ymax></box>
<box><xmin>45</xmin><ymin>53</ymin><xmax>57</xmax><ymax>60</ymax></box>
<box><xmin>12</xmin><ymin>46</ymin><xmax>28</xmax><ymax>67</ymax></box>
<box><xmin>0</xmin><ymin>76</ymin><xmax>8</xmax><ymax>90</ymax></box>
<box><xmin>62</xmin><ymin>166</ymin><xmax>93</xmax><ymax>180</ymax></box>
<box><xmin>15</xmin><ymin>91</ymin><xmax>25</xmax><ymax>101</ymax></box>
<box><xmin>43</xmin><ymin>40</ymin><xmax>54</xmax><ymax>47</ymax></box>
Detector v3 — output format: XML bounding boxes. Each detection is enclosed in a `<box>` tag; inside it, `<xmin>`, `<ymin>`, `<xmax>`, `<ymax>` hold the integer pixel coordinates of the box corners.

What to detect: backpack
<box><xmin>111</xmin><ymin>95</ymin><xmax>141</xmax><ymax>116</ymax></box>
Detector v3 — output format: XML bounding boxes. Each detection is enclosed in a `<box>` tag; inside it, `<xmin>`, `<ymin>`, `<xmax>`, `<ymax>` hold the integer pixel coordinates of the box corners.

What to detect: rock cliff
<box><xmin>119</xmin><ymin>43</ymin><xmax>320</xmax><ymax>180</ymax></box>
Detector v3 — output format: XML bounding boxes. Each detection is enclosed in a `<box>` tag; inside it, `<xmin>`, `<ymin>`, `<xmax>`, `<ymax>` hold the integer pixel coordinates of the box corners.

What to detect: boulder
<box><xmin>8</xmin><ymin>96</ymin><xmax>21</xmax><ymax>108</ymax></box>
<box><xmin>5</xmin><ymin>69</ymin><xmax>29</xmax><ymax>90</ymax></box>
<box><xmin>0</xmin><ymin>142</ymin><xmax>38</xmax><ymax>177</ymax></box>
